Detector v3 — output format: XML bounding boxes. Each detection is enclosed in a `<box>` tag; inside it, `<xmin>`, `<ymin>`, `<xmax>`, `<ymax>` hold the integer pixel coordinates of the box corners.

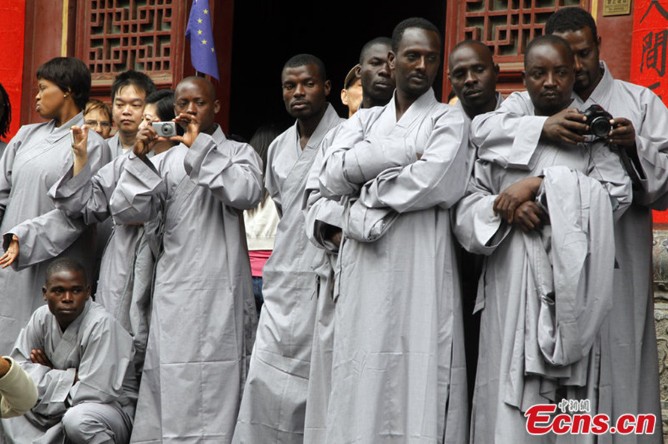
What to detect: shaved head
<box><xmin>174</xmin><ymin>76</ymin><xmax>221</xmax><ymax>134</ymax></box>
<box><xmin>177</xmin><ymin>76</ymin><xmax>217</xmax><ymax>100</ymax></box>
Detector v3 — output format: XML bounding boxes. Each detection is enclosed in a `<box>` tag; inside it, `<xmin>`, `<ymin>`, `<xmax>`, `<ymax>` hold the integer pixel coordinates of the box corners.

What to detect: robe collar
<box><xmin>572</xmin><ymin>61</ymin><xmax>614</xmax><ymax>110</ymax></box>
<box><xmin>453</xmin><ymin>91</ymin><xmax>504</xmax><ymax>120</ymax></box>
<box><xmin>389</xmin><ymin>88</ymin><xmax>438</xmax><ymax>129</ymax></box>
<box><xmin>45</xmin><ymin>112</ymin><xmax>84</xmax><ymax>145</ymax></box>
<box><xmin>291</xmin><ymin>103</ymin><xmax>342</xmax><ymax>154</ymax></box>
<box><xmin>209</xmin><ymin>124</ymin><xmax>227</xmax><ymax>146</ymax></box>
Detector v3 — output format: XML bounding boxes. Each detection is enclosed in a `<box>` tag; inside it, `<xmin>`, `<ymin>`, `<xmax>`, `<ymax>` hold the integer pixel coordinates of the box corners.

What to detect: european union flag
<box><xmin>185</xmin><ymin>0</ymin><xmax>220</xmax><ymax>80</ymax></box>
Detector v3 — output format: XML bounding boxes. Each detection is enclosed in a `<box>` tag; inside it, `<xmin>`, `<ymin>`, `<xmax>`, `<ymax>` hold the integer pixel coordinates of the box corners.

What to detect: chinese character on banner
<box><xmin>631</xmin><ymin>0</ymin><xmax>668</xmax><ymax>222</ymax></box>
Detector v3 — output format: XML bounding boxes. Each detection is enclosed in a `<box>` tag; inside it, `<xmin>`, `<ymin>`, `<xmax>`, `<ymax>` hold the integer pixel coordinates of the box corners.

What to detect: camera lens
<box><xmin>590</xmin><ymin>117</ymin><xmax>611</xmax><ymax>138</ymax></box>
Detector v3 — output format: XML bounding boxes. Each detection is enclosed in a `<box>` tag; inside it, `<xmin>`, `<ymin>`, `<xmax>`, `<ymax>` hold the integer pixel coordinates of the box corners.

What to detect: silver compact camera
<box><xmin>152</xmin><ymin>121</ymin><xmax>177</xmax><ymax>137</ymax></box>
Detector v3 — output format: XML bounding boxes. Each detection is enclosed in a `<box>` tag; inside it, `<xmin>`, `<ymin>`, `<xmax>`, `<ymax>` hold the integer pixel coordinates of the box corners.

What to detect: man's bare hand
<box><xmin>494</xmin><ymin>176</ymin><xmax>543</xmax><ymax>224</ymax></box>
<box><xmin>608</xmin><ymin>117</ymin><xmax>636</xmax><ymax>150</ymax></box>
<box><xmin>71</xmin><ymin>125</ymin><xmax>89</xmax><ymax>176</ymax></box>
<box><xmin>541</xmin><ymin>108</ymin><xmax>588</xmax><ymax>145</ymax></box>
<box><xmin>171</xmin><ymin>113</ymin><xmax>200</xmax><ymax>148</ymax></box>
<box><xmin>0</xmin><ymin>235</ymin><xmax>19</xmax><ymax>268</ymax></box>
<box><xmin>513</xmin><ymin>201</ymin><xmax>547</xmax><ymax>232</ymax></box>
<box><xmin>30</xmin><ymin>349</ymin><xmax>53</xmax><ymax>368</ymax></box>
<box><xmin>134</xmin><ymin>125</ymin><xmax>165</xmax><ymax>158</ymax></box>
<box><xmin>328</xmin><ymin>229</ymin><xmax>342</xmax><ymax>248</ymax></box>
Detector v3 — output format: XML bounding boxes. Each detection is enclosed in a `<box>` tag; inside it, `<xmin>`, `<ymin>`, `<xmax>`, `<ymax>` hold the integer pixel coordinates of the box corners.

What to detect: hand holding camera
<box><xmin>541</xmin><ymin>107</ymin><xmax>588</xmax><ymax>145</ymax></box>
<box><xmin>172</xmin><ymin>113</ymin><xmax>201</xmax><ymax>148</ymax></box>
<box><xmin>582</xmin><ymin>104</ymin><xmax>636</xmax><ymax>149</ymax></box>
<box><xmin>151</xmin><ymin>121</ymin><xmax>182</xmax><ymax>138</ymax></box>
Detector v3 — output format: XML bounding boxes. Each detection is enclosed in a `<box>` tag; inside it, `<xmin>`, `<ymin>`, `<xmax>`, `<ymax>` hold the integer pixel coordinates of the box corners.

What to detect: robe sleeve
<box><xmin>584</xmin><ymin>143</ymin><xmax>633</xmax><ymax>219</ymax></box>
<box><xmin>48</xmin><ymin>160</ymin><xmax>119</xmax><ymax>225</ymax></box>
<box><xmin>624</xmin><ymin>89</ymin><xmax>668</xmax><ymax>209</ymax></box>
<box><xmin>265</xmin><ymin>139</ymin><xmax>283</xmax><ymax>217</ymax></box>
<box><xmin>109</xmin><ymin>154</ymin><xmax>166</xmax><ymax>225</ymax></box>
<box><xmin>69</xmin><ymin>317</ymin><xmax>134</xmax><ymax>405</ymax></box>
<box><xmin>452</xmin><ymin>160</ymin><xmax>512</xmax><ymax>255</ymax></box>
<box><xmin>183</xmin><ymin>133</ymin><xmax>263</xmax><ymax>210</ymax></box>
<box><xmin>0</xmin><ymin>356</ymin><xmax>38</xmax><ymax>418</ymax></box>
<box><xmin>304</xmin><ymin>142</ymin><xmax>344</xmax><ymax>252</ymax></box>
<box><xmin>356</xmin><ymin>109</ymin><xmax>470</xmax><ymax>213</ymax></box>
<box><xmin>9</xmin><ymin>313</ymin><xmax>75</xmax><ymax>419</ymax></box>
<box><xmin>2</xmin><ymin>133</ymin><xmax>111</xmax><ymax>268</ymax></box>
<box><xmin>0</xmin><ymin>127</ymin><xmax>28</xmax><ymax>225</ymax></box>
<box><xmin>471</xmin><ymin>92</ymin><xmax>546</xmax><ymax>169</ymax></box>
<box><xmin>318</xmin><ymin>115</ymin><xmax>368</xmax><ymax>199</ymax></box>
<box><xmin>4</xmin><ymin>210</ymin><xmax>88</xmax><ymax>269</ymax></box>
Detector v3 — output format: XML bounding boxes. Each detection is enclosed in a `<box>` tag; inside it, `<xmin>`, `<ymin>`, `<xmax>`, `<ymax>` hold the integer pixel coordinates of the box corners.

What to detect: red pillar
<box><xmin>0</xmin><ymin>0</ymin><xmax>26</xmax><ymax>141</ymax></box>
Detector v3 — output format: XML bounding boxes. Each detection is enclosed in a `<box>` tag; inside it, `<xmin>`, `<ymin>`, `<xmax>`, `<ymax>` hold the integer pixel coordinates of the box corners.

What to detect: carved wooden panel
<box><xmin>443</xmin><ymin>0</ymin><xmax>591</xmax><ymax>95</ymax></box>
<box><xmin>75</xmin><ymin>0</ymin><xmax>189</xmax><ymax>88</ymax></box>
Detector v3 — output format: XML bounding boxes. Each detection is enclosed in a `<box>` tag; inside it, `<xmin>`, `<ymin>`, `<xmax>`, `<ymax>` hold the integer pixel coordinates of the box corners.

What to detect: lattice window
<box><xmin>460</xmin><ymin>0</ymin><xmax>587</xmax><ymax>62</ymax></box>
<box><xmin>76</xmin><ymin>0</ymin><xmax>188</xmax><ymax>86</ymax></box>
<box><xmin>444</xmin><ymin>0</ymin><xmax>591</xmax><ymax>95</ymax></box>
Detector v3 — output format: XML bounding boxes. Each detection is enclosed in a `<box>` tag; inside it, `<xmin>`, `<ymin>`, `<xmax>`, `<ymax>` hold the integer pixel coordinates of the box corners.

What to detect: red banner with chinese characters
<box><xmin>631</xmin><ymin>0</ymin><xmax>668</xmax><ymax>222</ymax></box>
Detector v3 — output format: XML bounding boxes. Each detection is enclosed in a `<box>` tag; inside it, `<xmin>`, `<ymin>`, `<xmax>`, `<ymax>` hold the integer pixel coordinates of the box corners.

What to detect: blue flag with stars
<box><xmin>185</xmin><ymin>0</ymin><xmax>219</xmax><ymax>79</ymax></box>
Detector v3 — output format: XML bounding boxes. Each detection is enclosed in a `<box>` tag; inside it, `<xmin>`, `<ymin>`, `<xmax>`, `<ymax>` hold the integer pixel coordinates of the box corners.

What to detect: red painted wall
<box><xmin>0</xmin><ymin>0</ymin><xmax>26</xmax><ymax>142</ymax></box>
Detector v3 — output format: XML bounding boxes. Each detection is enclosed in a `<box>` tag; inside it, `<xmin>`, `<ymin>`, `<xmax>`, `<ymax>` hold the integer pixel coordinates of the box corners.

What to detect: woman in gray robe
<box><xmin>0</xmin><ymin>57</ymin><xmax>110</xmax><ymax>356</ymax></box>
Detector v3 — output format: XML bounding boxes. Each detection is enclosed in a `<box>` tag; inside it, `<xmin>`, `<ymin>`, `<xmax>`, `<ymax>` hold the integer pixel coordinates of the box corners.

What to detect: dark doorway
<box><xmin>228</xmin><ymin>1</ymin><xmax>446</xmax><ymax>141</ymax></box>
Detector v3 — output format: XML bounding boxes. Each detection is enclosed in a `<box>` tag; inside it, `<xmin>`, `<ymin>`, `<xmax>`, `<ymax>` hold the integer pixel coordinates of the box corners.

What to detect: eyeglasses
<box><xmin>84</xmin><ymin>120</ymin><xmax>111</xmax><ymax>128</ymax></box>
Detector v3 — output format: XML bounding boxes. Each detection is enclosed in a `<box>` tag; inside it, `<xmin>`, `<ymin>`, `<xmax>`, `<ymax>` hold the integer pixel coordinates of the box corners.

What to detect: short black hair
<box><xmin>391</xmin><ymin>17</ymin><xmax>441</xmax><ymax>53</ymax></box>
<box><xmin>545</xmin><ymin>6</ymin><xmax>599</xmax><ymax>42</ymax></box>
<box><xmin>283</xmin><ymin>54</ymin><xmax>327</xmax><ymax>81</ymax></box>
<box><xmin>111</xmin><ymin>70</ymin><xmax>156</xmax><ymax>103</ymax></box>
<box><xmin>359</xmin><ymin>37</ymin><xmax>392</xmax><ymax>64</ymax></box>
<box><xmin>45</xmin><ymin>257</ymin><xmax>88</xmax><ymax>286</ymax></box>
<box><xmin>524</xmin><ymin>34</ymin><xmax>575</xmax><ymax>69</ymax></box>
<box><xmin>146</xmin><ymin>89</ymin><xmax>175</xmax><ymax>122</ymax></box>
<box><xmin>448</xmin><ymin>39</ymin><xmax>495</xmax><ymax>69</ymax></box>
<box><xmin>36</xmin><ymin>57</ymin><xmax>91</xmax><ymax>110</ymax></box>
<box><xmin>0</xmin><ymin>83</ymin><xmax>11</xmax><ymax>139</ymax></box>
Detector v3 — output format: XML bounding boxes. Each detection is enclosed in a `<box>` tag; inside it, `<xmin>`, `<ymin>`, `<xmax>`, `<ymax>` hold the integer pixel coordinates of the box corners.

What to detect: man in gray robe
<box><xmin>453</xmin><ymin>35</ymin><xmax>632</xmax><ymax>443</ymax></box>
<box><xmin>447</xmin><ymin>39</ymin><xmax>504</xmax><ymax>406</ymax></box>
<box><xmin>448</xmin><ymin>39</ymin><xmax>504</xmax><ymax>121</ymax></box>
<box><xmin>301</xmin><ymin>36</ymin><xmax>395</xmax><ymax>443</ymax></box>
<box><xmin>319</xmin><ymin>18</ymin><xmax>470</xmax><ymax>443</ymax></box>
<box><xmin>1</xmin><ymin>257</ymin><xmax>137</xmax><ymax>444</ymax></box>
<box><xmin>110</xmin><ymin>76</ymin><xmax>263</xmax><ymax>443</ymax></box>
<box><xmin>301</xmin><ymin>37</ymin><xmax>395</xmax><ymax>443</ymax></box>
<box><xmin>90</xmin><ymin>70</ymin><xmax>156</xmax><ymax>298</ymax></box>
<box><xmin>107</xmin><ymin>70</ymin><xmax>156</xmax><ymax>159</ymax></box>
<box><xmin>472</xmin><ymin>8</ymin><xmax>668</xmax><ymax>442</ymax></box>
<box><xmin>232</xmin><ymin>54</ymin><xmax>344</xmax><ymax>444</ymax></box>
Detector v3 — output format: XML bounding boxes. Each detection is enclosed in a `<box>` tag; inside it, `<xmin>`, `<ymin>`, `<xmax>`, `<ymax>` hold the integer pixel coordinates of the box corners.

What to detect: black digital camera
<box><xmin>583</xmin><ymin>104</ymin><xmax>613</xmax><ymax>139</ymax></box>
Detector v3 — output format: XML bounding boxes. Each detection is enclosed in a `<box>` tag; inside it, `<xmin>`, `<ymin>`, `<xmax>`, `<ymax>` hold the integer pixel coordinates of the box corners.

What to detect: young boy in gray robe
<box><xmin>1</xmin><ymin>257</ymin><xmax>137</xmax><ymax>444</ymax></box>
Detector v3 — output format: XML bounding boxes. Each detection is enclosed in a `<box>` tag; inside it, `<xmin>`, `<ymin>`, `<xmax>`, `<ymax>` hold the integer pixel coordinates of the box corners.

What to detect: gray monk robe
<box><xmin>472</xmin><ymin>66</ymin><xmax>668</xmax><ymax>443</ymax></box>
<box><xmin>110</xmin><ymin>126</ymin><xmax>262</xmax><ymax>444</ymax></box>
<box><xmin>453</xmin><ymin>135</ymin><xmax>631</xmax><ymax>442</ymax></box>
<box><xmin>301</xmin><ymin>124</ymin><xmax>345</xmax><ymax>443</ymax></box>
<box><xmin>233</xmin><ymin>104</ymin><xmax>343</xmax><ymax>444</ymax></box>
<box><xmin>92</xmin><ymin>133</ymin><xmax>127</xmax><ymax>294</ymax></box>
<box><xmin>48</xmin><ymin>151</ymin><xmax>166</xmax><ymax>379</ymax></box>
<box><xmin>319</xmin><ymin>89</ymin><xmax>470</xmax><ymax>444</ymax></box>
<box><xmin>1</xmin><ymin>300</ymin><xmax>137</xmax><ymax>444</ymax></box>
<box><xmin>0</xmin><ymin>114</ymin><xmax>110</xmax><ymax>355</ymax></box>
